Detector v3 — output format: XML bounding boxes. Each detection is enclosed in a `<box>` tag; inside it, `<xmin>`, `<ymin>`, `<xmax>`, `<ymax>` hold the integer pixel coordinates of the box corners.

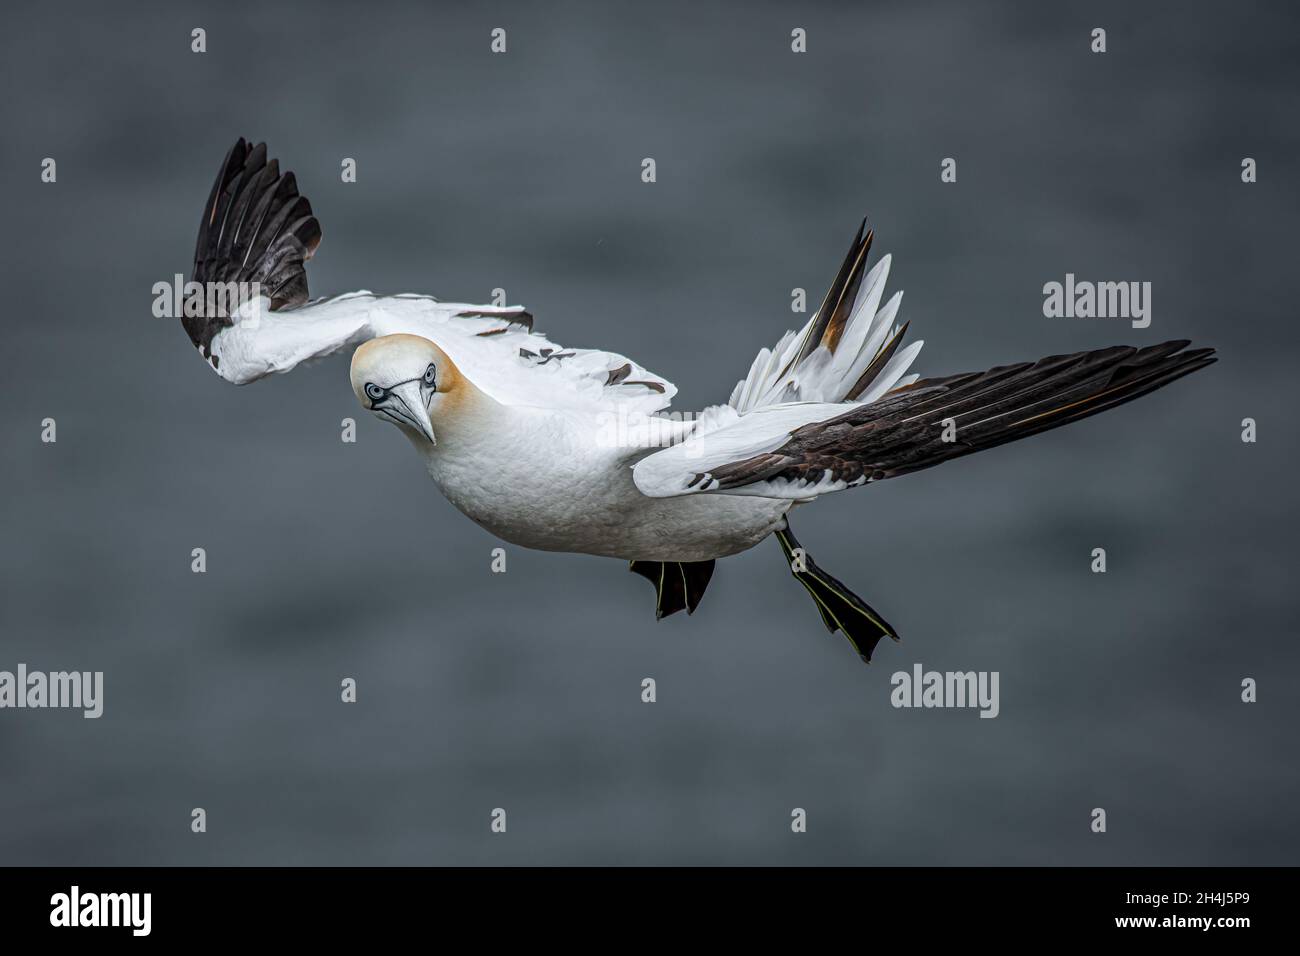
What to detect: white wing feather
<box><xmin>633</xmin><ymin>402</ymin><xmax>856</xmax><ymax>498</ymax></box>
<box><xmin>206</xmin><ymin>292</ymin><xmax>675</xmax><ymax>415</ymax></box>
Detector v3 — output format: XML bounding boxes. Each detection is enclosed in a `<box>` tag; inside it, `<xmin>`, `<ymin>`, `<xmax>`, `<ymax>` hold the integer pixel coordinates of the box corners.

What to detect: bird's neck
<box><xmin>424</xmin><ymin>378</ymin><xmax>505</xmax><ymax>456</ymax></box>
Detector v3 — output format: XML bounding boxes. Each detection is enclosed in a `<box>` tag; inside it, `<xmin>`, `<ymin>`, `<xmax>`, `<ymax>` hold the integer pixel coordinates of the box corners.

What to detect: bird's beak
<box><xmin>389</xmin><ymin>381</ymin><xmax>436</xmax><ymax>445</ymax></box>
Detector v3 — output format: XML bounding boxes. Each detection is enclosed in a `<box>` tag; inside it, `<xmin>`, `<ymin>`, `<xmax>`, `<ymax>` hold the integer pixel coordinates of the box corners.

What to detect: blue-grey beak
<box><xmin>386</xmin><ymin>380</ymin><xmax>436</xmax><ymax>445</ymax></box>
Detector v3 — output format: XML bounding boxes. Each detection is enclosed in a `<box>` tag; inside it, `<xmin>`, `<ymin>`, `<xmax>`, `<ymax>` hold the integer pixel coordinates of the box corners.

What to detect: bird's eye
<box><xmin>365</xmin><ymin>383</ymin><xmax>386</xmax><ymax>402</ymax></box>
<box><xmin>423</xmin><ymin>363</ymin><xmax>437</xmax><ymax>388</ymax></box>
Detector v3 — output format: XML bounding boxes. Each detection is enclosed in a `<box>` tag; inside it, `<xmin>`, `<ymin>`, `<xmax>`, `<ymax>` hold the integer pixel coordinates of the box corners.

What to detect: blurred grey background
<box><xmin>1</xmin><ymin>0</ymin><xmax>1297</xmax><ymax>865</ymax></box>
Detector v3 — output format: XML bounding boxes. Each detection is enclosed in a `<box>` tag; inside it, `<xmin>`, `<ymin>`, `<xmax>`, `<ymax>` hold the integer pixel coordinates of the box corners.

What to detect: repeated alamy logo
<box><xmin>151</xmin><ymin>274</ymin><xmax>264</xmax><ymax>324</ymax></box>
<box><xmin>50</xmin><ymin>886</ymin><xmax>151</xmax><ymax>936</ymax></box>
<box><xmin>0</xmin><ymin>664</ymin><xmax>103</xmax><ymax>718</ymax></box>
<box><xmin>1043</xmin><ymin>274</ymin><xmax>1151</xmax><ymax>328</ymax></box>
<box><xmin>594</xmin><ymin>409</ymin><xmax>705</xmax><ymax>453</ymax></box>
<box><xmin>891</xmin><ymin>663</ymin><xmax>999</xmax><ymax>718</ymax></box>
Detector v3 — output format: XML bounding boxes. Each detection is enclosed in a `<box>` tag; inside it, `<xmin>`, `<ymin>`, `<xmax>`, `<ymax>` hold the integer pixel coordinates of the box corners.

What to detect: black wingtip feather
<box><xmin>187</xmin><ymin>138</ymin><xmax>321</xmax><ymax>350</ymax></box>
<box><xmin>709</xmin><ymin>340</ymin><xmax>1217</xmax><ymax>491</ymax></box>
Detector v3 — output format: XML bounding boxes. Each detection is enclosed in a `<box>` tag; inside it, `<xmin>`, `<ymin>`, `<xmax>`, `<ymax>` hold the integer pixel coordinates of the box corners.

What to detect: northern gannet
<box><xmin>180</xmin><ymin>140</ymin><xmax>1216</xmax><ymax>662</ymax></box>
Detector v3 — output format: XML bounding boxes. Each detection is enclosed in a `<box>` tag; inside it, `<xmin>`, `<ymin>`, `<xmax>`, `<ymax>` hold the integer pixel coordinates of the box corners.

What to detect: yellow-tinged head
<box><xmin>349</xmin><ymin>334</ymin><xmax>464</xmax><ymax>446</ymax></box>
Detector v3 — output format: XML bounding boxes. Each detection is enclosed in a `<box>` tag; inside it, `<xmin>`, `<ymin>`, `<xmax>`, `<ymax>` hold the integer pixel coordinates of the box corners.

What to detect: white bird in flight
<box><xmin>181</xmin><ymin>140</ymin><xmax>1215</xmax><ymax>662</ymax></box>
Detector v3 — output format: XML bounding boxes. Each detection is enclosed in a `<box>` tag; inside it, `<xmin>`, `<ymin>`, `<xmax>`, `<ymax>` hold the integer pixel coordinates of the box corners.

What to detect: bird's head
<box><xmin>349</xmin><ymin>334</ymin><xmax>461</xmax><ymax>446</ymax></box>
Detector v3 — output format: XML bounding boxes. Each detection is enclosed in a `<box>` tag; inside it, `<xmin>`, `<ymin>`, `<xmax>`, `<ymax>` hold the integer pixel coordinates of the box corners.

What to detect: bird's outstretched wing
<box><xmin>181</xmin><ymin>138</ymin><xmax>674</xmax><ymax>415</ymax></box>
<box><xmin>634</xmin><ymin>340</ymin><xmax>1216</xmax><ymax>499</ymax></box>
